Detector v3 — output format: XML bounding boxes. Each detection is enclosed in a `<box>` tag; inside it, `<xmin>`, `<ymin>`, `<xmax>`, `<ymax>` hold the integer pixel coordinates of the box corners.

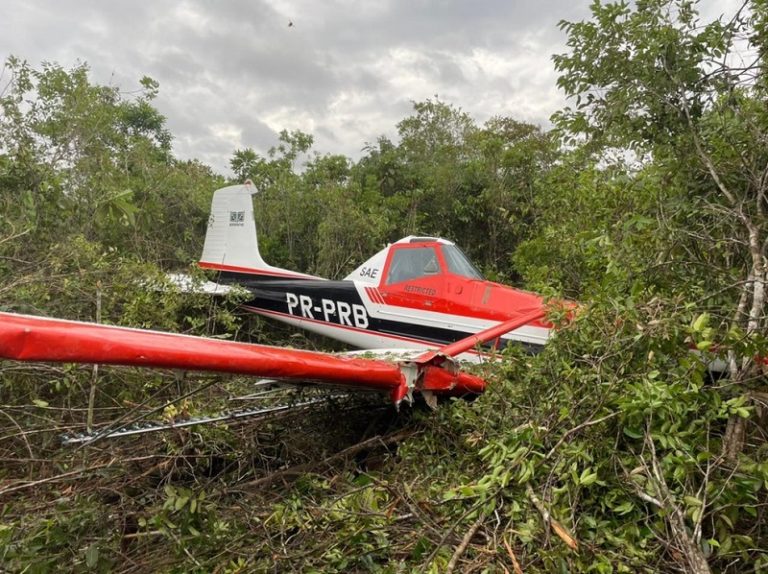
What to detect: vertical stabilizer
<box><xmin>199</xmin><ymin>182</ymin><xmax>317</xmax><ymax>279</ymax></box>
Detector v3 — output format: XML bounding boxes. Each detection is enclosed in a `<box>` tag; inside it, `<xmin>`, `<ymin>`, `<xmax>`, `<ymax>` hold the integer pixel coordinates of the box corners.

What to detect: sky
<box><xmin>0</xmin><ymin>1</ymin><xmax>743</xmax><ymax>175</ymax></box>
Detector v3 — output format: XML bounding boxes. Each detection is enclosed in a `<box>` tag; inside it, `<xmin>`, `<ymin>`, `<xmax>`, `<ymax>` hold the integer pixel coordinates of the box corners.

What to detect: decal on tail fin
<box><xmin>199</xmin><ymin>182</ymin><xmax>318</xmax><ymax>279</ymax></box>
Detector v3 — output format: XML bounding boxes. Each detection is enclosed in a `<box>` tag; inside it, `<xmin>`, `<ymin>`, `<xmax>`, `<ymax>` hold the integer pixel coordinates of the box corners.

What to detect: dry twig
<box><xmin>446</xmin><ymin>516</ymin><xmax>483</xmax><ymax>573</ymax></box>
<box><xmin>525</xmin><ymin>484</ymin><xmax>578</xmax><ymax>551</ymax></box>
<box><xmin>503</xmin><ymin>536</ymin><xmax>524</xmax><ymax>574</ymax></box>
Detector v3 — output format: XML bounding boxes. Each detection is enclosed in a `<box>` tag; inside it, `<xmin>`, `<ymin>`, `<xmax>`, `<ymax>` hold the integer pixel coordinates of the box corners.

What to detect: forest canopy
<box><xmin>1</xmin><ymin>1</ymin><xmax>768</xmax><ymax>572</ymax></box>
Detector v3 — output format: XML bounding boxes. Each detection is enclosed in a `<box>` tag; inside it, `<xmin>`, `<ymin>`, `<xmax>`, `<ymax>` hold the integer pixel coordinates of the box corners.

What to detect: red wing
<box><xmin>0</xmin><ymin>312</ymin><xmax>487</xmax><ymax>403</ymax></box>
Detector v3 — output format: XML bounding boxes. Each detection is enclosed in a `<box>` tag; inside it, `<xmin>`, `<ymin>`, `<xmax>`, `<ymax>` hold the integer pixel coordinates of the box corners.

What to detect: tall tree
<box><xmin>550</xmin><ymin>2</ymin><xmax>768</xmax><ymax>570</ymax></box>
<box><xmin>554</xmin><ymin>0</ymin><xmax>768</xmax><ymax>452</ymax></box>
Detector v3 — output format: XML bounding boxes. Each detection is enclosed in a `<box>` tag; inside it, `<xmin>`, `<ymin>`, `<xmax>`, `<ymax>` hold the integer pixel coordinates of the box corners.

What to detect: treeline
<box><xmin>229</xmin><ymin>105</ymin><xmax>557</xmax><ymax>285</ymax></box>
<box><xmin>1</xmin><ymin>0</ymin><xmax>768</xmax><ymax>571</ymax></box>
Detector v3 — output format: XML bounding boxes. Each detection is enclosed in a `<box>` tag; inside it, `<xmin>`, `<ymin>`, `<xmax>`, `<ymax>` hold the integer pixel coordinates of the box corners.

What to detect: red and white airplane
<box><xmin>197</xmin><ymin>182</ymin><xmax>552</xmax><ymax>358</ymax></box>
<box><xmin>0</xmin><ymin>182</ymin><xmax>554</xmax><ymax>413</ymax></box>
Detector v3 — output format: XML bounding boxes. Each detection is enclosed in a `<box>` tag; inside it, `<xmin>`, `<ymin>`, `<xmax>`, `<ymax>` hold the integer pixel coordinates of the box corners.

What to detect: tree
<box><xmin>549</xmin><ymin>1</ymin><xmax>768</xmax><ymax>569</ymax></box>
<box><xmin>555</xmin><ymin>0</ymin><xmax>768</xmax><ymax>447</ymax></box>
<box><xmin>463</xmin><ymin>117</ymin><xmax>558</xmax><ymax>277</ymax></box>
<box><xmin>0</xmin><ymin>56</ymin><xmax>223</xmax><ymax>326</ymax></box>
<box><xmin>352</xmin><ymin>101</ymin><xmax>557</xmax><ymax>278</ymax></box>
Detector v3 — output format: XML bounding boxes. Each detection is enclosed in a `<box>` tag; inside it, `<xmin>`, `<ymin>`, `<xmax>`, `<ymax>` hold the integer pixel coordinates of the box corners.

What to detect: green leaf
<box><xmin>175</xmin><ymin>496</ymin><xmax>189</xmax><ymax>511</ymax></box>
<box><xmin>691</xmin><ymin>507</ymin><xmax>703</xmax><ymax>524</ymax></box>
<box><xmin>684</xmin><ymin>496</ymin><xmax>701</xmax><ymax>507</ymax></box>
<box><xmin>692</xmin><ymin>312</ymin><xmax>710</xmax><ymax>333</ymax></box>
<box><xmin>696</xmin><ymin>340</ymin><xmax>713</xmax><ymax>351</ymax></box>
<box><xmin>580</xmin><ymin>468</ymin><xmax>598</xmax><ymax>485</ymax></box>
<box><xmin>613</xmin><ymin>501</ymin><xmax>635</xmax><ymax>515</ymax></box>
<box><xmin>85</xmin><ymin>544</ymin><xmax>99</xmax><ymax>568</ymax></box>
<box><xmin>32</xmin><ymin>399</ymin><xmax>49</xmax><ymax>408</ymax></box>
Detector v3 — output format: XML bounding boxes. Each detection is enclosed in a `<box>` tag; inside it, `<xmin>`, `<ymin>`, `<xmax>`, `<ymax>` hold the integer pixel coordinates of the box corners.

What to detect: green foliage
<box><xmin>0</xmin><ymin>56</ymin><xmax>222</xmax><ymax>268</ymax></box>
<box><xmin>550</xmin><ymin>0</ymin><xmax>768</xmax><ymax>306</ymax></box>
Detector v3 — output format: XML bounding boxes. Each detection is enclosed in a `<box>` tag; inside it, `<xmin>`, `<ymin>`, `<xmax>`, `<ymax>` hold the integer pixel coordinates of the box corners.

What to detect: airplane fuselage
<box><xmin>209</xmin><ymin>265</ymin><xmax>551</xmax><ymax>357</ymax></box>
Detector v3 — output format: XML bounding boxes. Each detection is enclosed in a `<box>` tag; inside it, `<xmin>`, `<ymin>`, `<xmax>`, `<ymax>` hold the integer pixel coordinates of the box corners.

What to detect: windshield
<box><xmin>441</xmin><ymin>245</ymin><xmax>484</xmax><ymax>279</ymax></box>
<box><xmin>386</xmin><ymin>246</ymin><xmax>441</xmax><ymax>284</ymax></box>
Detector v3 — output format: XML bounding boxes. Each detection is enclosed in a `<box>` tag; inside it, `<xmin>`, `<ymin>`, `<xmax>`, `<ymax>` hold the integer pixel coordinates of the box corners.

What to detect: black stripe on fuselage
<box><xmin>217</xmin><ymin>273</ymin><xmax>543</xmax><ymax>352</ymax></box>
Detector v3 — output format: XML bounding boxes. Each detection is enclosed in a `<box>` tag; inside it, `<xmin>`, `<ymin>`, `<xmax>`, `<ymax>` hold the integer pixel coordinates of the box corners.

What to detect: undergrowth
<box><xmin>2</xmin><ymin>295</ymin><xmax>767</xmax><ymax>573</ymax></box>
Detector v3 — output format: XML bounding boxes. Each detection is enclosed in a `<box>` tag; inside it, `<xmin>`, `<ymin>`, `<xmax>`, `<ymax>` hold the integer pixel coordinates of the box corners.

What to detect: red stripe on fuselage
<box><xmin>365</xmin><ymin>286</ymin><xmax>385</xmax><ymax>304</ymax></box>
<box><xmin>198</xmin><ymin>261</ymin><xmax>316</xmax><ymax>279</ymax></box>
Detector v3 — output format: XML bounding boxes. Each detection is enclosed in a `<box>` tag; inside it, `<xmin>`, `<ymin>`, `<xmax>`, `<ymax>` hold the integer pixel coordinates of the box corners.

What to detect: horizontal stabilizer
<box><xmin>165</xmin><ymin>273</ymin><xmax>245</xmax><ymax>296</ymax></box>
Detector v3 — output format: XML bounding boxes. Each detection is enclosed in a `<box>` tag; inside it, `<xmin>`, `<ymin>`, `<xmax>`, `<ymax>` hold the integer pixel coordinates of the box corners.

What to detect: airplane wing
<box><xmin>0</xmin><ymin>310</ymin><xmax>545</xmax><ymax>444</ymax></box>
<box><xmin>0</xmin><ymin>311</ymin><xmax>499</xmax><ymax>405</ymax></box>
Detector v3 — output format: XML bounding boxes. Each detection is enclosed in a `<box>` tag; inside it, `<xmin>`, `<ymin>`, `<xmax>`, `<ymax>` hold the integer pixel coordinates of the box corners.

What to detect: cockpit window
<box><xmin>386</xmin><ymin>247</ymin><xmax>441</xmax><ymax>284</ymax></box>
<box><xmin>441</xmin><ymin>245</ymin><xmax>484</xmax><ymax>279</ymax></box>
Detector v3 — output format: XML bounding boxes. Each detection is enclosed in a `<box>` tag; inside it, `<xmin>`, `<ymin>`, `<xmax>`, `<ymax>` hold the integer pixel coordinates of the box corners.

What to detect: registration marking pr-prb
<box><xmin>286</xmin><ymin>292</ymin><xmax>369</xmax><ymax>329</ymax></box>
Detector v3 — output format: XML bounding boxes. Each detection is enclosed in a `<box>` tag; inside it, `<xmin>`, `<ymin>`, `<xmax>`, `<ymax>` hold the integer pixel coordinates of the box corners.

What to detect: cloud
<box><xmin>0</xmin><ymin>0</ymin><xmax>735</xmax><ymax>174</ymax></box>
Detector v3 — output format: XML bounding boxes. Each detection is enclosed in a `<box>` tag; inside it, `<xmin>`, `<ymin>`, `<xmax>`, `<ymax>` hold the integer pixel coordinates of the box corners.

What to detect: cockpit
<box><xmin>385</xmin><ymin>244</ymin><xmax>483</xmax><ymax>285</ymax></box>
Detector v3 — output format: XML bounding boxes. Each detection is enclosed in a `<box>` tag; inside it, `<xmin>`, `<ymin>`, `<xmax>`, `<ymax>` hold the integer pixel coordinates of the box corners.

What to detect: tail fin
<box><xmin>199</xmin><ymin>182</ymin><xmax>317</xmax><ymax>279</ymax></box>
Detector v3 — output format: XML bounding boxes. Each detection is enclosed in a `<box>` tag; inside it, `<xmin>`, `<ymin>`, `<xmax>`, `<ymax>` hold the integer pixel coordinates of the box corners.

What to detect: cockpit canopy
<box><xmin>442</xmin><ymin>244</ymin><xmax>484</xmax><ymax>280</ymax></box>
<box><xmin>345</xmin><ymin>236</ymin><xmax>484</xmax><ymax>285</ymax></box>
<box><xmin>385</xmin><ymin>244</ymin><xmax>483</xmax><ymax>285</ymax></box>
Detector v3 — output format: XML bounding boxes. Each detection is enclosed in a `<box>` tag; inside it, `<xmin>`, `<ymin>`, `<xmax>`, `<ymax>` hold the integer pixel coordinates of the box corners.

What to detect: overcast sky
<box><xmin>0</xmin><ymin>1</ymin><xmax>742</xmax><ymax>175</ymax></box>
